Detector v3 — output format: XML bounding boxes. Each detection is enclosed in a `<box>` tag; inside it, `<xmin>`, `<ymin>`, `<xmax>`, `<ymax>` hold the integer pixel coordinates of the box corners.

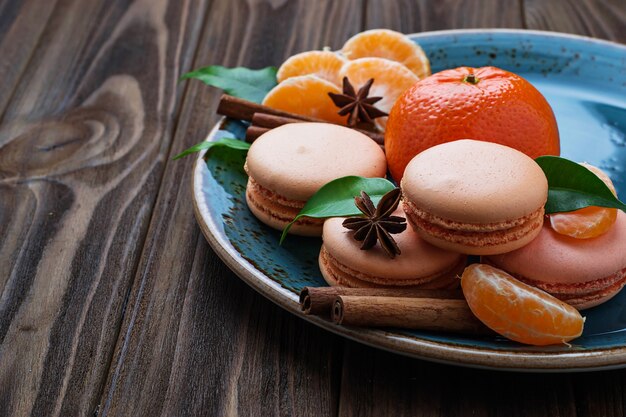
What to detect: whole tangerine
<box><xmin>384</xmin><ymin>66</ymin><xmax>560</xmax><ymax>181</ymax></box>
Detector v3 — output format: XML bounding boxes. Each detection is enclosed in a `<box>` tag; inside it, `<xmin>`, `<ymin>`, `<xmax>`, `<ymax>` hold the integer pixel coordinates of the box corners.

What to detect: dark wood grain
<box><xmin>365</xmin><ymin>0</ymin><xmax>523</xmax><ymax>32</ymax></box>
<box><xmin>524</xmin><ymin>0</ymin><xmax>626</xmax><ymax>43</ymax></box>
<box><xmin>1</xmin><ymin>0</ymin><xmax>625</xmax><ymax>416</ymax></box>
<box><xmin>0</xmin><ymin>0</ymin><xmax>58</xmax><ymax>117</ymax></box>
<box><xmin>97</xmin><ymin>0</ymin><xmax>361</xmax><ymax>415</ymax></box>
<box><xmin>338</xmin><ymin>343</ymin><xmax>580</xmax><ymax>417</ymax></box>
<box><xmin>0</xmin><ymin>0</ymin><xmax>210</xmax><ymax>415</ymax></box>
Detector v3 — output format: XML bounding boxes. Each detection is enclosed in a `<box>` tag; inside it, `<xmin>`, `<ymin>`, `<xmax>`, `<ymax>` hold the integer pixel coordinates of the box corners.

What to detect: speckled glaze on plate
<box><xmin>192</xmin><ymin>29</ymin><xmax>626</xmax><ymax>371</ymax></box>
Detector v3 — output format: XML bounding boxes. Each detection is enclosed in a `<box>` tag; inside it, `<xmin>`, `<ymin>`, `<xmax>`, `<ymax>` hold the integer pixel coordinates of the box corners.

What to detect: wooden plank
<box><xmin>364</xmin><ymin>0</ymin><xmax>523</xmax><ymax>32</ymax></box>
<box><xmin>569</xmin><ymin>370</ymin><xmax>626</xmax><ymax>417</ymax></box>
<box><xmin>98</xmin><ymin>0</ymin><xmax>361</xmax><ymax>415</ymax></box>
<box><xmin>0</xmin><ymin>0</ymin><xmax>210</xmax><ymax>415</ymax></box>
<box><xmin>523</xmin><ymin>0</ymin><xmax>626</xmax><ymax>43</ymax></box>
<box><xmin>0</xmin><ymin>0</ymin><xmax>58</xmax><ymax>117</ymax></box>
<box><xmin>338</xmin><ymin>343</ymin><xmax>577</xmax><ymax>417</ymax></box>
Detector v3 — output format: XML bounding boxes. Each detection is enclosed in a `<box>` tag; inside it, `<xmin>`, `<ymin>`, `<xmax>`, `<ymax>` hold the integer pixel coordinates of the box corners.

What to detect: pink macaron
<box><xmin>484</xmin><ymin>211</ymin><xmax>626</xmax><ymax>310</ymax></box>
<box><xmin>319</xmin><ymin>210</ymin><xmax>467</xmax><ymax>289</ymax></box>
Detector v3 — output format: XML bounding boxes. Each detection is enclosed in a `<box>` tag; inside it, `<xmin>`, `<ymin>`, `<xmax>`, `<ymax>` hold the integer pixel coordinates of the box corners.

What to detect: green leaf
<box><xmin>173</xmin><ymin>137</ymin><xmax>250</xmax><ymax>160</ymax></box>
<box><xmin>280</xmin><ymin>176</ymin><xmax>396</xmax><ymax>244</ymax></box>
<box><xmin>180</xmin><ymin>65</ymin><xmax>277</xmax><ymax>103</ymax></box>
<box><xmin>535</xmin><ymin>156</ymin><xmax>626</xmax><ymax>214</ymax></box>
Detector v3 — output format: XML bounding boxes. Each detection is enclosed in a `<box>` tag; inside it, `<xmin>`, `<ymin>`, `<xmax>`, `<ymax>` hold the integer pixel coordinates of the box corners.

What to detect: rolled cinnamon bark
<box><xmin>332</xmin><ymin>295</ymin><xmax>491</xmax><ymax>335</ymax></box>
<box><xmin>245</xmin><ymin>126</ymin><xmax>270</xmax><ymax>142</ymax></box>
<box><xmin>250</xmin><ymin>112</ymin><xmax>384</xmax><ymax>144</ymax></box>
<box><xmin>299</xmin><ymin>286</ymin><xmax>463</xmax><ymax>315</ymax></box>
<box><xmin>217</xmin><ymin>95</ymin><xmax>384</xmax><ymax>144</ymax></box>
<box><xmin>251</xmin><ymin>113</ymin><xmax>304</xmax><ymax>129</ymax></box>
<box><xmin>217</xmin><ymin>94</ymin><xmax>320</xmax><ymax>122</ymax></box>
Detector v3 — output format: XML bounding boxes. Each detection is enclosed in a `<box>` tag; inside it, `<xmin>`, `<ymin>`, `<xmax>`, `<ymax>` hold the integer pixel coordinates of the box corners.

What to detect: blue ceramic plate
<box><xmin>192</xmin><ymin>29</ymin><xmax>626</xmax><ymax>371</ymax></box>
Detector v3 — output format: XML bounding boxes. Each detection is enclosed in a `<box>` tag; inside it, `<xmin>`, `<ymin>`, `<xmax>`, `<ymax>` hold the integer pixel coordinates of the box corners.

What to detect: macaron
<box><xmin>319</xmin><ymin>211</ymin><xmax>467</xmax><ymax>288</ymax></box>
<box><xmin>484</xmin><ymin>211</ymin><xmax>626</xmax><ymax>310</ymax></box>
<box><xmin>401</xmin><ymin>139</ymin><xmax>548</xmax><ymax>255</ymax></box>
<box><xmin>244</xmin><ymin>123</ymin><xmax>387</xmax><ymax>236</ymax></box>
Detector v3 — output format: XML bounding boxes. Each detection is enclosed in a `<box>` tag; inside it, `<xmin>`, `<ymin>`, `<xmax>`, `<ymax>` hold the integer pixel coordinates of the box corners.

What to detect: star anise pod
<box><xmin>328</xmin><ymin>77</ymin><xmax>388</xmax><ymax>127</ymax></box>
<box><xmin>342</xmin><ymin>188</ymin><xmax>407</xmax><ymax>259</ymax></box>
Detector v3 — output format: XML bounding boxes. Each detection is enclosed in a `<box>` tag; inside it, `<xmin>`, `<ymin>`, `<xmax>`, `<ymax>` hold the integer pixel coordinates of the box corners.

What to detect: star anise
<box><xmin>328</xmin><ymin>77</ymin><xmax>388</xmax><ymax>127</ymax></box>
<box><xmin>342</xmin><ymin>188</ymin><xmax>407</xmax><ymax>259</ymax></box>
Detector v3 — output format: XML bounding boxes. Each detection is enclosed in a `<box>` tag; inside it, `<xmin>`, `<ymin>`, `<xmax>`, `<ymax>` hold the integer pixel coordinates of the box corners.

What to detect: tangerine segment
<box><xmin>461</xmin><ymin>264</ymin><xmax>584</xmax><ymax>346</ymax></box>
<box><xmin>341</xmin><ymin>29</ymin><xmax>431</xmax><ymax>79</ymax></box>
<box><xmin>339</xmin><ymin>58</ymin><xmax>419</xmax><ymax>129</ymax></box>
<box><xmin>276</xmin><ymin>51</ymin><xmax>347</xmax><ymax>86</ymax></box>
<box><xmin>549</xmin><ymin>164</ymin><xmax>618</xmax><ymax>239</ymax></box>
<box><xmin>262</xmin><ymin>75</ymin><xmax>347</xmax><ymax>124</ymax></box>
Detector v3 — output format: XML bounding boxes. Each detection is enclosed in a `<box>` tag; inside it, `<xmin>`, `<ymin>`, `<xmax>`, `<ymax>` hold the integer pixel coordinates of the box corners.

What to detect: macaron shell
<box><xmin>486</xmin><ymin>211</ymin><xmax>626</xmax><ymax>285</ymax></box>
<box><xmin>401</xmin><ymin>139</ymin><xmax>548</xmax><ymax>224</ymax></box>
<box><xmin>245</xmin><ymin>123</ymin><xmax>387</xmax><ymax>201</ymax></box>
<box><xmin>321</xmin><ymin>214</ymin><xmax>465</xmax><ymax>281</ymax></box>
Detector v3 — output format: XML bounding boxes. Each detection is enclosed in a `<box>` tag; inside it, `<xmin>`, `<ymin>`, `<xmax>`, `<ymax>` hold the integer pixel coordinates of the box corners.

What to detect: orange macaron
<box><xmin>485</xmin><ymin>212</ymin><xmax>626</xmax><ymax>310</ymax></box>
<box><xmin>319</xmin><ymin>209</ymin><xmax>467</xmax><ymax>289</ymax></box>
<box><xmin>244</xmin><ymin>123</ymin><xmax>387</xmax><ymax>236</ymax></box>
<box><xmin>401</xmin><ymin>139</ymin><xmax>548</xmax><ymax>255</ymax></box>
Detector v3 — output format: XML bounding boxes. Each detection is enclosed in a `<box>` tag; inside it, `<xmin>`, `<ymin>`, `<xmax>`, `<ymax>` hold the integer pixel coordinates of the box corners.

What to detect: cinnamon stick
<box><xmin>217</xmin><ymin>94</ymin><xmax>320</xmax><ymax>122</ymax></box>
<box><xmin>299</xmin><ymin>286</ymin><xmax>463</xmax><ymax>315</ymax></box>
<box><xmin>251</xmin><ymin>112</ymin><xmax>384</xmax><ymax>144</ymax></box>
<box><xmin>245</xmin><ymin>126</ymin><xmax>269</xmax><ymax>142</ymax></box>
<box><xmin>251</xmin><ymin>113</ymin><xmax>304</xmax><ymax>129</ymax></box>
<box><xmin>332</xmin><ymin>295</ymin><xmax>491</xmax><ymax>335</ymax></box>
<box><xmin>218</xmin><ymin>95</ymin><xmax>385</xmax><ymax>144</ymax></box>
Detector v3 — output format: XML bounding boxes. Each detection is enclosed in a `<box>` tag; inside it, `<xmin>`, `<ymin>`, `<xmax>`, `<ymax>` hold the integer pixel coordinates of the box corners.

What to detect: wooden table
<box><xmin>1</xmin><ymin>0</ymin><xmax>625</xmax><ymax>415</ymax></box>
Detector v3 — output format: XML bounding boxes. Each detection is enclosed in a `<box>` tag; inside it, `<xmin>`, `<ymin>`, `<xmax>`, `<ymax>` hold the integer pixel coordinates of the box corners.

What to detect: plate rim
<box><xmin>191</xmin><ymin>28</ymin><xmax>626</xmax><ymax>372</ymax></box>
<box><xmin>406</xmin><ymin>27</ymin><xmax>626</xmax><ymax>50</ymax></box>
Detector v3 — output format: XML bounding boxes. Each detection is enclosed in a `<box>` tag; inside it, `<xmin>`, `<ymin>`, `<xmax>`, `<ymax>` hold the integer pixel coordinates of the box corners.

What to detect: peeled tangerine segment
<box><xmin>549</xmin><ymin>163</ymin><xmax>618</xmax><ymax>239</ymax></box>
<box><xmin>341</xmin><ymin>29</ymin><xmax>431</xmax><ymax>79</ymax></box>
<box><xmin>461</xmin><ymin>264</ymin><xmax>584</xmax><ymax>346</ymax></box>
<box><xmin>262</xmin><ymin>75</ymin><xmax>346</xmax><ymax>124</ymax></box>
<box><xmin>276</xmin><ymin>50</ymin><xmax>346</xmax><ymax>86</ymax></box>
<box><xmin>339</xmin><ymin>57</ymin><xmax>419</xmax><ymax>130</ymax></box>
<box><xmin>550</xmin><ymin>206</ymin><xmax>618</xmax><ymax>239</ymax></box>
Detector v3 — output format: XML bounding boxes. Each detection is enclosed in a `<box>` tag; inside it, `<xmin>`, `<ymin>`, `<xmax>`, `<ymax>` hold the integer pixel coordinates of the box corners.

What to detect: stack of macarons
<box><xmin>317</xmin><ymin>139</ymin><xmax>550</xmax><ymax>294</ymax></box>
<box><xmin>245</xmin><ymin>122</ymin><xmax>469</xmax><ymax>291</ymax></box>
<box><xmin>244</xmin><ymin>122</ymin><xmax>386</xmax><ymax>236</ymax></box>
<box><xmin>244</xmin><ymin>123</ymin><xmax>625</xmax><ymax>310</ymax></box>
<box><xmin>397</xmin><ymin>139</ymin><xmax>625</xmax><ymax>310</ymax></box>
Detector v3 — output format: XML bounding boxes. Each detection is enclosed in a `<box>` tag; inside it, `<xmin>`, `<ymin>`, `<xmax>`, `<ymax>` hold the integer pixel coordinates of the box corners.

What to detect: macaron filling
<box><xmin>557</xmin><ymin>276</ymin><xmax>626</xmax><ymax>309</ymax></box>
<box><xmin>483</xmin><ymin>258</ymin><xmax>626</xmax><ymax>306</ymax></box>
<box><xmin>247</xmin><ymin>176</ymin><xmax>306</xmax><ymax>209</ymax></box>
<box><xmin>485</xmin><ymin>257</ymin><xmax>626</xmax><ymax>309</ymax></box>
<box><xmin>246</xmin><ymin>177</ymin><xmax>322</xmax><ymax>227</ymax></box>
<box><xmin>403</xmin><ymin>199</ymin><xmax>545</xmax><ymax>248</ymax></box>
<box><xmin>319</xmin><ymin>245</ymin><xmax>465</xmax><ymax>288</ymax></box>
